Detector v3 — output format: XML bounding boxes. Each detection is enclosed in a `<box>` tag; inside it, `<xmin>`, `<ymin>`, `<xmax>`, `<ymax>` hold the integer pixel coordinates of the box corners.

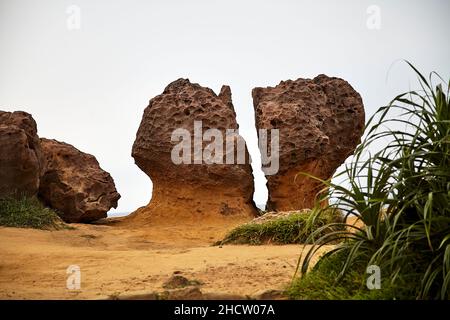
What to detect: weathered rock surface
<box><xmin>38</xmin><ymin>138</ymin><xmax>120</xmax><ymax>223</ymax></box>
<box><xmin>0</xmin><ymin>111</ymin><xmax>44</xmax><ymax>198</ymax></box>
<box><xmin>130</xmin><ymin>79</ymin><xmax>257</xmax><ymax>221</ymax></box>
<box><xmin>108</xmin><ymin>288</ymin><xmax>285</xmax><ymax>300</ymax></box>
<box><xmin>252</xmin><ymin>75</ymin><xmax>365</xmax><ymax>211</ymax></box>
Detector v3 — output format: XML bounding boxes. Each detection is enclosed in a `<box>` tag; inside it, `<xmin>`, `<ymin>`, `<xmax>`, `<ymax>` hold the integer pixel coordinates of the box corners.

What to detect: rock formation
<box><xmin>252</xmin><ymin>75</ymin><xmax>365</xmax><ymax>211</ymax></box>
<box><xmin>0</xmin><ymin>110</ymin><xmax>120</xmax><ymax>223</ymax></box>
<box><xmin>0</xmin><ymin>111</ymin><xmax>44</xmax><ymax>198</ymax></box>
<box><xmin>130</xmin><ymin>79</ymin><xmax>257</xmax><ymax>221</ymax></box>
<box><xmin>38</xmin><ymin>138</ymin><xmax>121</xmax><ymax>223</ymax></box>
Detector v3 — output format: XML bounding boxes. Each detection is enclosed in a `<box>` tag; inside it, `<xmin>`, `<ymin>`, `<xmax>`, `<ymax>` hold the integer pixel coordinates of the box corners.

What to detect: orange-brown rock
<box><xmin>252</xmin><ymin>75</ymin><xmax>365</xmax><ymax>211</ymax></box>
<box><xmin>130</xmin><ymin>79</ymin><xmax>257</xmax><ymax>222</ymax></box>
<box><xmin>0</xmin><ymin>111</ymin><xmax>45</xmax><ymax>198</ymax></box>
<box><xmin>38</xmin><ymin>138</ymin><xmax>120</xmax><ymax>222</ymax></box>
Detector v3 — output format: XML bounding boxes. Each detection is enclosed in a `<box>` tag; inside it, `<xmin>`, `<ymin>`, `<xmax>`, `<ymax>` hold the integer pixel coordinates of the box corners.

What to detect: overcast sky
<box><xmin>1</xmin><ymin>0</ymin><xmax>449</xmax><ymax>214</ymax></box>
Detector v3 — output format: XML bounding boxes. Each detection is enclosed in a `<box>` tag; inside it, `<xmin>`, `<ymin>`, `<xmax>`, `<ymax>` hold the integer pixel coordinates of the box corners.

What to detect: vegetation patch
<box><xmin>0</xmin><ymin>196</ymin><xmax>68</xmax><ymax>230</ymax></box>
<box><xmin>296</xmin><ymin>63</ymin><xmax>450</xmax><ymax>300</ymax></box>
<box><xmin>216</xmin><ymin>209</ymin><xmax>343</xmax><ymax>245</ymax></box>
<box><xmin>288</xmin><ymin>251</ymin><xmax>416</xmax><ymax>299</ymax></box>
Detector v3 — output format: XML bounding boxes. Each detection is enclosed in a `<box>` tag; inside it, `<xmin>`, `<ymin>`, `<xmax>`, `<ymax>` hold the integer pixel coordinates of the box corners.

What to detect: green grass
<box><xmin>288</xmin><ymin>251</ymin><xmax>416</xmax><ymax>300</ymax></box>
<box><xmin>0</xmin><ymin>196</ymin><xmax>68</xmax><ymax>230</ymax></box>
<box><xmin>295</xmin><ymin>62</ymin><xmax>450</xmax><ymax>300</ymax></box>
<box><xmin>216</xmin><ymin>209</ymin><xmax>343</xmax><ymax>245</ymax></box>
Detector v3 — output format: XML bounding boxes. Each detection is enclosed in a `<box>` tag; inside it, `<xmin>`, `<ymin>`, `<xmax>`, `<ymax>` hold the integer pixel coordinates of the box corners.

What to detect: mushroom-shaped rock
<box><xmin>38</xmin><ymin>138</ymin><xmax>120</xmax><ymax>222</ymax></box>
<box><xmin>130</xmin><ymin>79</ymin><xmax>257</xmax><ymax>221</ymax></box>
<box><xmin>0</xmin><ymin>111</ymin><xmax>44</xmax><ymax>198</ymax></box>
<box><xmin>252</xmin><ymin>75</ymin><xmax>365</xmax><ymax>211</ymax></box>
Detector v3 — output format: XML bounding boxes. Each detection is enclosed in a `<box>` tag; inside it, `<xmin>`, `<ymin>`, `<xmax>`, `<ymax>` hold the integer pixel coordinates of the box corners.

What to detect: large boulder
<box><xmin>130</xmin><ymin>79</ymin><xmax>257</xmax><ymax>221</ymax></box>
<box><xmin>252</xmin><ymin>75</ymin><xmax>365</xmax><ymax>211</ymax></box>
<box><xmin>0</xmin><ymin>111</ymin><xmax>44</xmax><ymax>198</ymax></box>
<box><xmin>38</xmin><ymin>138</ymin><xmax>120</xmax><ymax>222</ymax></box>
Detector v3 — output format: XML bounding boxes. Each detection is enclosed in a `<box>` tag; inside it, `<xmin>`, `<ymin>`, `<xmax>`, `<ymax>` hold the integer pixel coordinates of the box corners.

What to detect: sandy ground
<box><xmin>0</xmin><ymin>217</ymin><xmax>332</xmax><ymax>300</ymax></box>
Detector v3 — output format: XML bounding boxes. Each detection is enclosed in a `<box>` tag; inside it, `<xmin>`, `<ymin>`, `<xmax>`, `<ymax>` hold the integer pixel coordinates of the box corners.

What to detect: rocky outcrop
<box><xmin>0</xmin><ymin>110</ymin><xmax>120</xmax><ymax>223</ymax></box>
<box><xmin>0</xmin><ymin>111</ymin><xmax>44</xmax><ymax>198</ymax></box>
<box><xmin>130</xmin><ymin>79</ymin><xmax>257</xmax><ymax>221</ymax></box>
<box><xmin>38</xmin><ymin>138</ymin><xmax>120</xmax><ymax>223</ymax></box>
<box><xmin>252</xmin><ymin>75</ymin><xmax>365</xmax><ymax>211</ymax></box>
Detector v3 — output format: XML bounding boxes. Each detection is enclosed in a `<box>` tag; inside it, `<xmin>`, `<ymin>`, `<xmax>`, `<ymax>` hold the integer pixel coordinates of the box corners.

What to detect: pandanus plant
<box><xmin>296</xmin><ymin>62</ymin><xmax>450</xmax><ymax>299</ymax></box>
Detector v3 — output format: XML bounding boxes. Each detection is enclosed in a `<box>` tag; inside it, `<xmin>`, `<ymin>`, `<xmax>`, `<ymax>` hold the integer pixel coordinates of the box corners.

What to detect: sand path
<box><xmin>0</xmin><ymin>217</ymin><xmax>331</xmax><ymax>299</ymax></box>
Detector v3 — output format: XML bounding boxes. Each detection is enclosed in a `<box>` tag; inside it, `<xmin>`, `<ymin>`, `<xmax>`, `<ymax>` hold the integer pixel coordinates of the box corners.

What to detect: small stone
<box><xmin>254</xmin><ymin>289</ymin><xmax>288</xmax><ymax>300</ymax></box>
<box><xmin>163</xmin><ymin>275</ymin><xmax>191</xmax><ymax>289</ymax></box>
<box><xmin>165</xmin><ymin>287</ymin><xmax>203</xmax><ymax>300</ymax></box>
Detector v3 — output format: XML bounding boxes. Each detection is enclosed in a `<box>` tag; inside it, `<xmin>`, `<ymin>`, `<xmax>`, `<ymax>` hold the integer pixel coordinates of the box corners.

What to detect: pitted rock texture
<box><xmin>0</xmin><ymin>111</ymin><xmax>44</xmax><ymax>198</ymax></box>
<box><xmin>252</xmin><ymin>75</ymin><xmax>365</xmax><ymax>211</ymax></box>
<box><xmin>130</xmin><ymin>79</ymin><xmax>257</xmax><ymax>221</ymax></box>
<box><xmin>38</xmin><ymin>138</ymin><xmax>120</xmax><ymax>223</ymax></box>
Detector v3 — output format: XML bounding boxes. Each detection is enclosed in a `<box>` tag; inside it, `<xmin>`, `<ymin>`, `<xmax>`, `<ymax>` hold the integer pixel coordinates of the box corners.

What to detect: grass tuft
<box><xmin>287</xmin><ymin>251</ymin><xmax>416</xmax><ymax>300</ymax></box>
<box><xmin>216</xmin><ymin>209</ymin><xmax>343</xmax><ymax>245</ymax></box>
<box><xmin>0</xmin><ymin>196</ymin><xmax>69</xmax><ymax>230</ymax></box>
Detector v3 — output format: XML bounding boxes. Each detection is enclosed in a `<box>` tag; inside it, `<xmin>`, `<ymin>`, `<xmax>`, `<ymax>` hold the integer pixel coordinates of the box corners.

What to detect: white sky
<box><xmin>1</xmin><ymin>0</ymin><xmax>449</xmax><ymax>214</ymax></box>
